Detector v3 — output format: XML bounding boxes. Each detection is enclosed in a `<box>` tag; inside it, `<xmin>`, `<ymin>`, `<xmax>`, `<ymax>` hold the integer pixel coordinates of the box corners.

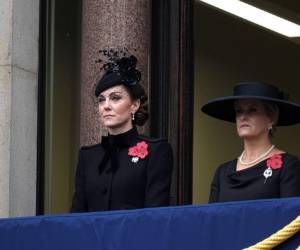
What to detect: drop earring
<box><xmin>268</xmin><ymin>124</ymin><xmax>273</xmax><ymax>131</ymax></box>
<box><xmin>131</xmin><ymin>112</ymin><xmax>135</xmax><ymax>121</ymax></box>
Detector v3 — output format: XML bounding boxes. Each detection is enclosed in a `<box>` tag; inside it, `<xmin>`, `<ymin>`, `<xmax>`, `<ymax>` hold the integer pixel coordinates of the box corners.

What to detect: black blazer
<box><xmin>71</xmin><ymin>127</ymin><xmax>173</xmax><ymax>212</ymax></box>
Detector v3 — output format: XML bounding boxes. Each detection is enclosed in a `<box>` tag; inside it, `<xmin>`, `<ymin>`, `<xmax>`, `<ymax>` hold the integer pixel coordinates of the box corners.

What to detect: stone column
<box><xmin>0</xmin><ymin>0</ymin><xmax>39</xmax><ymax>217</ymax></box>
<box><xmin>80</xmin><ymin>0</ymin><xmax>151</xmax><ymax>145</ymax></box>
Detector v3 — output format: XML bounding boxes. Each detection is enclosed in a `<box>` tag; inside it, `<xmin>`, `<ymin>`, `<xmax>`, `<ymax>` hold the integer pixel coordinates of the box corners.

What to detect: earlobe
<box><xmin>131</xmin><ymin>99</ymin><xmax>141</xmax><ymax>113</ymax></box>
<box><xmin>268</xmin><ymin>123</ymin><xmax>273</xmax><ymax>130</ymax></box>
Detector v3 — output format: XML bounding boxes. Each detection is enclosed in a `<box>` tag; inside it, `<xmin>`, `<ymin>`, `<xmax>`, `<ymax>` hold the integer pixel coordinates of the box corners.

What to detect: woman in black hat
<box><xmin>202</xmin><ymin>81</ymin><xmax>300</xmax><ymax>203</ymax></box>
<box><xmin>71</xmin><ymin>50</ymin><xmax>173</xmax><ymax>212</ymax></box>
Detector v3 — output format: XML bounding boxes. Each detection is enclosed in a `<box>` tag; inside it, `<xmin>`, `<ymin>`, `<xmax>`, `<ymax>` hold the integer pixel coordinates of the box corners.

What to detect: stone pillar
<box><xmin>0</xmin><ymin>0</ymin><xmax>39</xmax><ymax>217</ymax></box>
<box><xmin>80</xmin><ymin>0</ymin><xmax>151</xmax><ymax>145</ymax></box>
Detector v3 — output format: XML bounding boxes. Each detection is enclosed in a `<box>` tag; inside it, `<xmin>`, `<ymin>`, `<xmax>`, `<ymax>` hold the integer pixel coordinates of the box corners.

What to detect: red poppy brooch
<box><xmin>128</xmin><ymin>141</ymin><xmax>149</xmax><ymax>163</ymax></box>
<box><xmin>263</xmin><ymin>154</ymin><xmax>283</xmax><ymax>183</ymax></box>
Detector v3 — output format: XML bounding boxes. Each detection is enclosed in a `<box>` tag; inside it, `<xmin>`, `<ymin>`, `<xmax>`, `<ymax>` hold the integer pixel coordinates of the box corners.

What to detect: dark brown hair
<box><xmin>124</xmin><ymin>83</ymin><xmax>149</xmax><ymax>126</ymax></box>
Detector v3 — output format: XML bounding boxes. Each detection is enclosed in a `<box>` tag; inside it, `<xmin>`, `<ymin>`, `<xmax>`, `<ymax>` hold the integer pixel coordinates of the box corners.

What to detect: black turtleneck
<box><xmin>102</xmin><ymin>127</ymin><xmax>138</xmax><ymax>148</ymax></box>
<box><xmin>99</xmin><ymin>127</ymin><xmax>139</xmax><ymax>174</ymax></box>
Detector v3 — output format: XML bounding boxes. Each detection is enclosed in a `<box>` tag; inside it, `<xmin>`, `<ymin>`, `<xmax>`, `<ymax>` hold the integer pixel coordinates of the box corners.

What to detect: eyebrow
<box><xmin>100</xmin><ymin>91</ymin><xmax>124</xmax><ymax>97</ymax></box>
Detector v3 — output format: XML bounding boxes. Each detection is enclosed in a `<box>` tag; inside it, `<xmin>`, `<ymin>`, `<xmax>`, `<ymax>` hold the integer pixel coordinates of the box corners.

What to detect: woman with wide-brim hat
<box><xmin>201</xmin><ymin>81</ymin><xmax>300</xmax><ymax>203</ymax></box>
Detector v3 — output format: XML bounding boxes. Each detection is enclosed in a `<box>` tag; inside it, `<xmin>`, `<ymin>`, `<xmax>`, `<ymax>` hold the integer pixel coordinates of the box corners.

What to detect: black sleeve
<box><xmin>70</xmin><ymin>149</ymin><xmax>88</xmax><ymax>212</ymax></box>
<box><xmin>208</xmin><ymin>166</ymin><xmax>221</xmax><ymax>203</ymax></box>
<box><xmin>280</xmin><ymin>156</ymin><xmax>300</xmax><ymax>198</ymax></box>
<box><xmin>144</xmin><ymin>142</ymin><xmax>173</xmax><ymax>207</ymax></box>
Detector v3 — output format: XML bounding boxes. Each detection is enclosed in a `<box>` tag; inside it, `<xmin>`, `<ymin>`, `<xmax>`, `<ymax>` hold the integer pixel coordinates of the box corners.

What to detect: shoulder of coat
<box><xmin>137</xmin><ymin>134</ymin><xmax>168</xmax><ymax>144</ymax></box>
<box><xmin>80</xmin><ymin>143</ymin><xmax>102</xmax><ymax>150</ymax></box>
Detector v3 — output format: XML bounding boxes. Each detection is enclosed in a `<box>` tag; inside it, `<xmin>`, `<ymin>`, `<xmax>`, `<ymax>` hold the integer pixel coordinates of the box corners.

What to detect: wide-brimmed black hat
<box><xmin>201</xmin><ymin>81</ymin><xmax>300</xmax><ymax>126</ymax></box>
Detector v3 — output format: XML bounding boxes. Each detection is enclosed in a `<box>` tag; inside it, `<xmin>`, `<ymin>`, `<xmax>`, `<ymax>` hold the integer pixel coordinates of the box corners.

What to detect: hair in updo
<box><xmin>261</xmin><ymin>100</ymin><xmax>279</xmax><ymax>137</ymax></box>
<box><xmin>124</xmin><ymin>83</ymin><xmax>149</xmax><ymax>126</ymax></box>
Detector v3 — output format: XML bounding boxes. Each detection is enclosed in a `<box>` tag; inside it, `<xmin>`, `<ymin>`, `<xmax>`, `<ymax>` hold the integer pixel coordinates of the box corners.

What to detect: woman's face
<box><xmin>98</xmin><ymin>85</ymin><xmax>140</xmax><ymax>134</ymax></box>
<box><xmin>235</xmin><ymin>99</ymin><xmax>273</xmax><ymax>140</ymax></box>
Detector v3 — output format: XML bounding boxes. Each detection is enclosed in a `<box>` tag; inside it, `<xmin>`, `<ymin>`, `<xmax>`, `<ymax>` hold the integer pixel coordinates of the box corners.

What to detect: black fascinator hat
<box><xmin>95</xmin><ymin>48</ymin><xmax>141</xmax><ymax>97</ymax></box>
<box><xmin>201</xmin><ymin>81</ymin><xmax>300</xmax><ymax>126</ymax></box>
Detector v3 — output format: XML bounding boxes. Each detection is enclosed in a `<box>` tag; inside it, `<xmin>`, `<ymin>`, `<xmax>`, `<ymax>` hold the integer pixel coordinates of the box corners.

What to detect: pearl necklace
<box><xmin>239</xmin><ymin>145</ymin><xmax>275</xmax><ymax>165</ymax></box>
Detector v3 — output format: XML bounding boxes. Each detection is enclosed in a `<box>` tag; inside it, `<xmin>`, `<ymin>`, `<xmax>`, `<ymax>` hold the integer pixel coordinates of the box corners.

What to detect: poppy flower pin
<box><xmin>128</xmin><ymin>141</ymin><xmax>149</xmax><ymax>163</ymax></box>
<box><xmin>263</xmin><ymin>154</ymin><xmax>283</xmax><ymax>183</ymax></box>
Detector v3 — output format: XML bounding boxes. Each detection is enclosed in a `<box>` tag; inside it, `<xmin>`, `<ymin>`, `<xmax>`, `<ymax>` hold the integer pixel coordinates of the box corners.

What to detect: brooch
<box><xmin>263</xmin><ymin>154</ymin><xmax>282</xmax><ymax>183</ymax></box>
<box><xmin>128</xmin><ymin>141</ymin><xmax>149</xmax><ymax>163</ymax></box>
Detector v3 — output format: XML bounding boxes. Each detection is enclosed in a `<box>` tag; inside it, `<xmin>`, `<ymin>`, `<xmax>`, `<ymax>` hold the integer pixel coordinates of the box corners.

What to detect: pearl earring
<box><xmin>268</xmin><ymin>125</ymin><xmax>272</xmax><ymax>131</ymax></box>
<box><xmin>132</xmin><ymin>112</ymin><xmax>135</xmax><ymax>121</ymax></box>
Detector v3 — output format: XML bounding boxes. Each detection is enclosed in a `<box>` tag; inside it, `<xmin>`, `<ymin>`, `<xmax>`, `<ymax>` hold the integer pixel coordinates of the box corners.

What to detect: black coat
<box><xmin>209</xmin><ymin>153</ymin><xmax>300</xmax><ymax>203</ymax></box>
<box><xmin>71</xmin><ymin>127</ymin><xmax>173</xmax><ymax>212</ymax></box>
